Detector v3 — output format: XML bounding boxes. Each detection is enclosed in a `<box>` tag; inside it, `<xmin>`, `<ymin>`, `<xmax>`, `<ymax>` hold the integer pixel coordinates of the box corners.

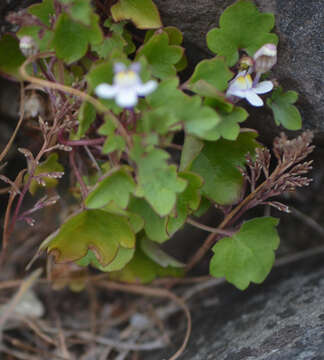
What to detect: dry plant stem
<box><xmin>8</xmin><ymin>137</ymin><xmax>49</xmax><ymax>239</ymax></box>
<box><xmin>1</xmin><ymin>170</ymin><xmax>26</xmax><ymax>265</ymax></box>
<box><xmin>20</xmin><ymin>52</ymin><xmax>132</xmax><ymax>149</ymax></box>
<box><xmin>97</xmin><ymin>281</ymin><xmax>191</xmax><ymax>360</ymax></box>
<box><xmin>0</xmin><ymin>82</ymin><xmax>25</xmax><ymax>162</ymax></box>
<box><xmin>186</xmin><ymin>217</ymin><xmax>233</xmax><ymax>236</ymax></box>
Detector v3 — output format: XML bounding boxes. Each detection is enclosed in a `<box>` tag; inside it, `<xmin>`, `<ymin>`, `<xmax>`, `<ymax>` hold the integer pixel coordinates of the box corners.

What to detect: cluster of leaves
<box><xmin>0</xmin><ymin>0</ymin><xmax>311</xmax><ymax>290</ymax></box>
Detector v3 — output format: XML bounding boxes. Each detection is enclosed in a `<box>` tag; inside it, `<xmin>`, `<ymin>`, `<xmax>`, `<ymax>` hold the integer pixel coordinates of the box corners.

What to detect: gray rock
<box><xmin>155</xmin><ymin>0</ymin><xmax>324</xmax><ymax>135</ymax></box>
<box><xmin>144</xmin><ymin>251</ymin><xmax>324</xmax><ymax>359</ymax></box>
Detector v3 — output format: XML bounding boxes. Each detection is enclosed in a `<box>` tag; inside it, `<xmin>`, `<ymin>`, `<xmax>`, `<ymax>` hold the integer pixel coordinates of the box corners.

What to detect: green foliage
<box><xmin>85</xmin><ymin>168</ymin><xmax>135</xmax><ymax>209</ymax></box>
<box><xmin>190</xmin><ymin>132</ymin><xmax>259</xmax><ymax>205</ymax></box>
<box><xmin>52</xmin><ymin>13</ymin><xmax>102</xmax><ymax>63</ymax></box>
<box><xmin>136</xmin><ymin>31</ymin><xmax>183</xmax><ymax>79</ymax></box>
<box><xmin>207</xmin><ymin>0</ymin><xmax>278</xmax><ymax>66</ymax></box>
<box><xmin>267</xmin><ymin>87</ymin><xmax>302</xmax><ymax>130</ymax></box>
<box><xmin>111</xmin><ymin>0</ymin><xmax>162</xmax><ymax>29</ymax></box>
<box><xmin>109</xmin><ymin>247</ymin><xmax>184</xmax><ymax>284</ymax></box>
<box><xmin>131</xmin><ymin>147</ymin><xmax>187</xmax><ymax>217</ymax></box>
<box><xmin>1</xmin><ymin>0</ymin><xmax>307</xmax><ymax>291</ymax></box>
<box><xmin>76</xmin><ymin>102</ymin><xmax>96</xmax><ymax>139</ymax></box>
<box><xmin>210</xmin><ymin>217</ymin><xmax>279</xmax><ymax>290</ymax></box>
<box><xmin>188</xmin><ymin>57</ymin><xmax>233</xmax><ymax>92</ymax></box>
<box><xmin>28</xmin><ymin>0</ymin><xmax>55</xmax><ymax>26</ymax></box>
<box><xmin>0</xmin><ymin>35</ymin><xmax>25</xmax><ymax>79</ymax></box>
<box><xmin>77</xmin><ymin>247</ymin><xmax>135</xmax><ymax>272</ymax></box>
<box><xmin>143</xmin><ymin>78</ymin><xmax>221</xmax><ymax>139</ymax></box>
<box><xmin>42</xmin><ymin>210</ymin><xmax>135</xmax><ymax>265</ymax></box>
<box><xmin>167</xmin><ymin>171</ymin><xmax>203</xmax><ymax>234</ymax></box>
<box><xmin>140</xmin><ymin>237</ymin><xmax>185</xmax><ymax>268</ymax></box>
<box><xmin>59</xmin><ymin>0</ymin><xmax>93</xmax><ymax>25</ymax></box>
<box><xmin>128</xmin><ymin>198</ymin><xmax>169</xmax><ymax>243</ymax></box>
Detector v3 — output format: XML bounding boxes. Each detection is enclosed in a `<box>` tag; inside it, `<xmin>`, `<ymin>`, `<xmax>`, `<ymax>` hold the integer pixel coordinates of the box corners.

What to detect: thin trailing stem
<box><xmin>186</xmin><ymin>218</ymin><xmax>234</xmax><ymax>236</ymax></box>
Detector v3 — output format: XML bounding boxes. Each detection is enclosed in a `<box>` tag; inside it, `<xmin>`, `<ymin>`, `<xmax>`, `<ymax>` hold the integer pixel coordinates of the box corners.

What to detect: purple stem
<box><xmin>58</xmin><ymin>129</ymin><xmax>105</xmax><ymax>147</ymax></box>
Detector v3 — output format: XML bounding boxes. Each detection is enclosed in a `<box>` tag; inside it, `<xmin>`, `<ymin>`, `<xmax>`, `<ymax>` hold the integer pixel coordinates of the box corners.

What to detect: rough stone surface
<box><xmin>154</xmin><ymin>0</ymin><xmax>324</xmax><ymax>136</ymax></box>
<box><xmin>144</xmin><ymin>251</ymin><xmax>324</xmax><ymax>360</ymax></box>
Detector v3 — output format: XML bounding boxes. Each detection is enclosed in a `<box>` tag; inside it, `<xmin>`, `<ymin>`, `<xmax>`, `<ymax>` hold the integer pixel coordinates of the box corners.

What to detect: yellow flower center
<box><xmin>235</xmin><ymin>74</ymin><xmax>253</xmax><ymax>90</ymax></box>
<box><xmin>115</xmin><ymin>70</ymin><xmax>138</xmax><ymax>87</ymax></box>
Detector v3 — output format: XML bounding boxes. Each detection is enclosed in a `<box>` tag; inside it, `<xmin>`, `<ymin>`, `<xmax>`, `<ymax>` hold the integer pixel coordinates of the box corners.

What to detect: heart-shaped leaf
<box><xmin>210</xmin><ymin>217</ymin><xmax>279</xmax><ymax>290</ymax></box>
<box><xmin>207</xmin><ymin>0</ymin><xmax>278</xmax><ymax>66</ymax></box>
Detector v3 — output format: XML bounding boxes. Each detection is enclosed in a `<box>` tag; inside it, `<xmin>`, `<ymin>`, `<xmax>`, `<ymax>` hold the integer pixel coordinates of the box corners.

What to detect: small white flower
<box><xmin>95</xmin><ymin>62</ymin><xmax>158</xmax><ymax>108</ymax></box>
<box><xmin>226</xmin><ymin>71</ymin><xmax>273</xmax><ymax>107</ymax></box>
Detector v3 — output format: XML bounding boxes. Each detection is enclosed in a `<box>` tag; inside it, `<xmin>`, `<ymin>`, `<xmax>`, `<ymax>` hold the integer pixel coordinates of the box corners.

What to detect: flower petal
<box><xmin>136</xmin><ymin>80</ymin><xmax>158</xmax><ymax>96</ymax></box>
<box><xmin>130</xmin><ymin>62</ymin><xmax>141</xmax><ymax>73</ymax></box>
<box><xmin>115</xmin><ymin>89</ymin><xmax>138</xmax><ymax>108</ymax></box>
<box><xmin>245</xmin><ymin>91</ymin><xmax>264</xmax><ymax>107</ymax></box>
<box><xmin>114</xmin><ymin>63</ymin><xmax>127</xmax><ymax>73</ymax></box>
<box><xmin>95</xmin><ymin>84</ymin><xmax>117</xmax><ymax>99</ymax></box>
<box><xmin>226</xmin><ymin>87</ymin><xmax>247</xmax><ymax>98</ymax></box>
<box><xmin>254</xmin><ymin>81</ymin><xmax>273</xmax><ymax>94</ymax></box>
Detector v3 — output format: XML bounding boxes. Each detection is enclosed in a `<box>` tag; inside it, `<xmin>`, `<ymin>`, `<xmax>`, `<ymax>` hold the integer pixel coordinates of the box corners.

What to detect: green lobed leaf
<box><xmin>0</xmin><ymin>34</ymin><xmax>25</xmax><ymax>79</ymax></box>
<box><xmin>52</xmin><ymin>13</ymin><xmax>103</xmax><ymax>64</ymax></box>
<box><xmin>111</xmin><ymin>0</ymin><xmax>162</xmax><ymax>29</ymax></box>
<box><xmin>92</xmin><ymin>33</ymin><xmax>125</xmax><ymax>58</ymax></box>
<box><xmin>136</xmin><ymin>31</ymin><xmax>183</xmax><ymax>79</ymax></box>
<box><xmin>98</xmin><ymin>116</ymin><xmax>126</xmax><ymax>153</ymax></box>
<box><xmin>143</xmin><ymin>78</ymin><xmax>221</xmax><ymax>139</ymax></box>
<box><xmin>266</xmin><ymin>87</ymin><xmax>302</xmax><ymax>130</ymax></box>
<box><xmin>188</xmin><ymin>57</ymin><xmax>233</xmax><ymax>92</ymax></box>
<box><xmin>207</xmin><ymin>0</ymin><xmax>278</xmax><ymax>66</ymax></box>
<box><xmin>190</xmin><ymin>132</ymin><xmax>259</xmax><ymax>205</ymax></box>
<box><xmin>43</xmin><ymin>210</ymin><xmax>135</xmax><ymax>265</ymax></box>
<box><xmin>109</xmin><ymin>247</ymin><xmax>184</xmax><ymax>284</ymax></box>
<box><xmin>131</xmin><ymin>147</ymin><xmax>187</xmax><ymax>217</ymax></box>
<box><xmin>59</xmin><ymin>0</ymin><xmax>92</xmax><ymax>25</ymax></box>
<box><xmin>140</xmin><ymin>237</ymin><xmax>185</xmax><ymax>268</ymax></box>
<box><xmin>167</xmin><ymin>171</ymin><xmax>203</xmax><ymax>234</ymax></box>
<box><xmin>85</xmin><ymin>168</ymin><xmax>136</xmax><ymax>210</ymax></box>
<box><xmin>203</xmin><ymin>106</ymin><xmax>249</xmax><ymax>141</ymax></box>
<box><xmin>128</xmin><ymin>197</ymin><xmax>169</xmax><ymax>243</ymax></box>
<box><xmin>29</xmin><ymin>153</ymin><xmax>64</xmax><ymax>195</ymax></box>
<box><xmin>210</xmin><ymin>217</ymin><xmax>280</xmax><ymax>290</ymax></box>
<box><xmin>77</xmin><ymin>247</ymin><xmax>135</xmax><ymax>272</ymax></box>
<box><xmin>192</xmin><ymin>80</ymin><xmax>234</xmax><ymax>113</ymax></box>
<box><xmin>28</xmin><ymin>0</ymin><xmax>55</xmax><ymax>27</ymax></box>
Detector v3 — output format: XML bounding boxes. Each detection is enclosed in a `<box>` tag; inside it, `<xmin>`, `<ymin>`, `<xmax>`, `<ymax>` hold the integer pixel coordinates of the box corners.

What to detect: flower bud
<box><xmin>253</xmin><ymin>43</ymin><xmax>277</xmax><ymax>73</ymax></box>
<box><xmin>19</xmin><ymin>36</ymin><xmax>38</xmax><ymax>57</ymax></box>
<box><xmin>239</xmin><ymin>56</ymin><xmax>254</xmax><ymax>72</ymax></box>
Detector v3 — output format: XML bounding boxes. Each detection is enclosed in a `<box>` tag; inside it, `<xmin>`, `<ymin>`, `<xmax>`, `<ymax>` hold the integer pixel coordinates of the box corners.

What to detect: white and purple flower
<box><xmin>95</xmin><ymin>62</ymin><xmax>157</xmax><ymax>108</ymax></box>
<box><xmin>226</xmin><ymin>71</ymin><xmax>273</xmax><ymax>107</ymax></box>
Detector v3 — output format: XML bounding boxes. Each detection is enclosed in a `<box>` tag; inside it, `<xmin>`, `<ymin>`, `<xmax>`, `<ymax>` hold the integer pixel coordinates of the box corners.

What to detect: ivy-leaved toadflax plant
<box><xmin>0</xmin><ymin>0</ymin><xmax>313</xmax><ymax>359</ymax></box>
